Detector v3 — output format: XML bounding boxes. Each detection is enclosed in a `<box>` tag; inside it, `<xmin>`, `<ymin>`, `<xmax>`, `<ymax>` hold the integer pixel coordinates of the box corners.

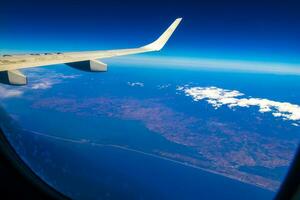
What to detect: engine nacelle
<box><xmin>67</xmin><ymin>60</ymin><xmax>107</xmax><ymax>72</ymax></box>
<box><xmin>0</xmin><ymin>70</ymin><xmax>27</xmax><ymax>85</ymax></box>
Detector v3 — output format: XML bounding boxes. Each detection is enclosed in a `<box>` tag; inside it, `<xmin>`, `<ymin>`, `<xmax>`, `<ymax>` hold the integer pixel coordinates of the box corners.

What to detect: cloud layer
<box><xmin>107</xmin><ymin>55</ymin><xmax>300</xmax><ymax>76</ymax></box>
<box><xmin>127</xmin><ymin>82</ymin><xmax>144</xmax><ymax>87</ymax></box>
<box><xmin>177</xmin><ymin>86</ymin><xmax>300</xmax><ymax>124</ymax></box>
<box><xmin>0</xmin><ymin>86</ymin><xmax>24</xmax><ymax>99</ymax></box>
<box><xmin>0</xmin><ymin>68</ymin><xmax>80</xmax><ymax>99</ymax></box>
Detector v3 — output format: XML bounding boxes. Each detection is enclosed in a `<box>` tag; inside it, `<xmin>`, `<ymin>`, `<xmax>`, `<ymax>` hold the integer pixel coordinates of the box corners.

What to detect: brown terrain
<box><xmin>32</xmin><ymin>96</ymin><xmax>298</xmax><ymax>191</ymax></box>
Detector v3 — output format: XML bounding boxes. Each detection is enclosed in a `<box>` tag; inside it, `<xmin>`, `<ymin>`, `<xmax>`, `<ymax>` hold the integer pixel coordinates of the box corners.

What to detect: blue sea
<box><xmin>1</xmin><ymin>64</ymin><xmax>300</xmax><ymax>199</ymax></box>
<box><xmin>3</xmin><ymin>126</ymin><xmax>274</xmax><ymax>200</ymax></box>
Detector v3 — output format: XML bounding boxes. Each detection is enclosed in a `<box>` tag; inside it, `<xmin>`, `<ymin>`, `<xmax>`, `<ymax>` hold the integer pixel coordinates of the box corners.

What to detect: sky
<box><xmin>1</xmin><ymin>0</ymin><xmax>300</xmax><ymax>66</ymax></box>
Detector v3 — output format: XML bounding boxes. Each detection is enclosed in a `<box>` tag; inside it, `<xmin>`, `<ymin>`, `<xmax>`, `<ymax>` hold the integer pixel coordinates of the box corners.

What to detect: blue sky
<box><xmin>1</xmin><ymin>0</ymin><xmax>300</xmax><ymax>65</ymax></box>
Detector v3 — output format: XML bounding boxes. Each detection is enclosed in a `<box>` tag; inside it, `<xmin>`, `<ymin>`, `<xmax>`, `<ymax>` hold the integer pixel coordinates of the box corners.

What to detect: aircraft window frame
<box><xmin>0</xmin><ymin>123</ymin><xmax>299</xmax><ymax>199</ymax></box>
<box><xmin>0</xmin><ymin>120</ymin><xmax>68</xmax><ymax>199</ymax></box>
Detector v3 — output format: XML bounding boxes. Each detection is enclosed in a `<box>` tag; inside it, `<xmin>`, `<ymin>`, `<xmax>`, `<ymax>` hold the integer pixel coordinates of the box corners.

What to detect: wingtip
<box><xmin>142</xmin><ymin>17</ymin><xmax>182</xmax><ymax>51</ymax></box>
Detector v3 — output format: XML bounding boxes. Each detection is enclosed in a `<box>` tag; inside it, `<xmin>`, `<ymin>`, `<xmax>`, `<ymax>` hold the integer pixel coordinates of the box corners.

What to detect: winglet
<box><xmin>142</xmin><ymin>18</ymin><xmax>182</xmax><ymax>51</ymax></box>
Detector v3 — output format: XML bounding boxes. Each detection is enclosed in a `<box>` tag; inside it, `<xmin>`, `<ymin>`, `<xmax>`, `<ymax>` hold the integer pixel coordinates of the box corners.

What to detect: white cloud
<box><xmin>31</xmin><ymin>81</ymin><xmax>55</xmax><ymax>90</ymax></box>
<box><xmin>127</xmin><ymin>82</ymin><xmax>144</xmax><ymax>87</ymax></box>
<box><xmin>157</xmin><ymin>84</ymin><xmax>171</xmax><ymax>89</ymax></box>
<box><xmin>27</xmin><ymin>69</ymin><xmax>81</xmax><ymax>90</ymax></box>
<box><xmin>0</xmin><ymin>86</ymin><xmax>23</xmax><ymax>99</ymax></box>
<box><xmin>0</xmin><ymin>69</ymin><xmax>81</xmax><ymax>98</ymax></box>
<box><xmin>58</xmin><ymin>74</ymin><xmax>81</xmax><ymax>79</ymax></box>
<box><xmin>177</xmin><ymin>86</ymin><xmax>300</xmax><ymax>122</ymax></box>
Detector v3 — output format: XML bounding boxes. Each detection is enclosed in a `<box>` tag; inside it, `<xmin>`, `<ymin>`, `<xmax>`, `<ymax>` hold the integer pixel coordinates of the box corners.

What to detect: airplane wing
<box><xmin>0</xmin><ymin>18</ymin><xmax>182</xmax><ymax>85</ymax></box>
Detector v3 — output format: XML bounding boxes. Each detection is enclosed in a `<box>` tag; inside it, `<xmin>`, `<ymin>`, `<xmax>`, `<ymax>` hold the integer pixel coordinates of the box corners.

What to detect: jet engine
<box><xmin>67</xmin><ymin>60</ymin><xmax>107</xmax><ymax>72</ymax></box>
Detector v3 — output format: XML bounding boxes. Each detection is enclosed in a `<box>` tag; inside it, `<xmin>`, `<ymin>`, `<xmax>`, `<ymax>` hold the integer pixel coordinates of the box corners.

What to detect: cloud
<box><xmin>0</xmin><ymin>86</ymin><xmax>23</xmax><ymax>99</ymax></box>
<box><xmin>157</xmin><ymin>84</ymin><xmax>171</xmax><ymax>89</ymax></box>
<box><xmin>31</xmin><ymin>80</ymin><xmax>56</xmax><ymax>90</ymax></box>
<box><xmin>27</xmin><ymin>69</ymin><xmax>81</xmax><ymax>90</ymax></box>
<box><xmin>177</xmin><ymin>86</ymin><xmax>300</xmax><ymax>123</ymax></box>
<box><xmin>58</xmin><ymin>74</ymin><xmax>81</xmax><ymax>79</ymax></box>
<box><xmin>127</xmin><ymin>82</ymin><xmax>144</xmax><ymax>87</ymax></box>
<box><xmin>0</xmin><ymin>68</ymin><xmax>81</xmax><ymax>99</ymax></box>
<box><xmin>107</xmin><ymin>55</ymin><xmax>300</xmax><ymax>76</ymax></box>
